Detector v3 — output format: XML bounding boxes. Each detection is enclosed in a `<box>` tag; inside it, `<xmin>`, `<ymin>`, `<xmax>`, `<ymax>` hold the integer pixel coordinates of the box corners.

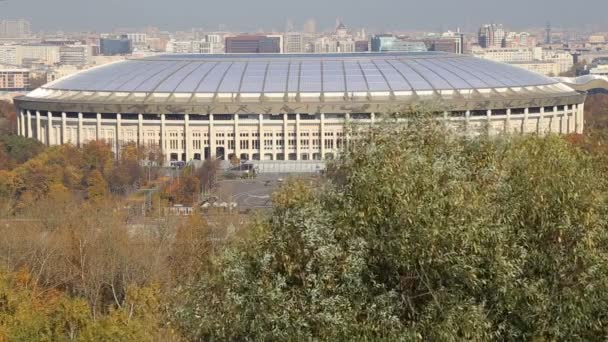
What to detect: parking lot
<box><xmin>211</xmin><ymin>174</ymin><xmax>320</xmax><ymax>211</ymax></box>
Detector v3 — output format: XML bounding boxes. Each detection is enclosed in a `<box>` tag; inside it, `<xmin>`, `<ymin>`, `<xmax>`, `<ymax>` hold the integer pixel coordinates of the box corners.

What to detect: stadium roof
<box><xmin>16</xmin><ymin>52</ymin><xmax>584</xmax><ymax>114</ymax></box>
<box><xmin>41</xmin><ymin>52</ymin><xmax>559</xmax><ymax>95</ymax></box>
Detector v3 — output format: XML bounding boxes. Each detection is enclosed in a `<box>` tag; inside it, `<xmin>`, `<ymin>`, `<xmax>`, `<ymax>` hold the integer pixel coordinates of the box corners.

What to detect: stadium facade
<box><xmin>14</xmin><ymin>52</ymin><xmax>586</xmax><ymax>162</ymax></box>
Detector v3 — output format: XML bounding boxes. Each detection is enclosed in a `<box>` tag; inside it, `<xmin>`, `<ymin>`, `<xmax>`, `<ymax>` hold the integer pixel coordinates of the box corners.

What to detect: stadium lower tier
<box><xmin>16</xmin><ymin>106</ymin><xmax>584</xmax><ymax>162</ymax></box>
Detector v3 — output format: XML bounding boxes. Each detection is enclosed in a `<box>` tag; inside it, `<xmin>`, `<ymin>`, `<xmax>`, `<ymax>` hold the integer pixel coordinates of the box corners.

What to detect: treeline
<box><xmin>0</xmin><ymin>135</ymin><xmax>222</xmax><ymax>341</ymax></box>
<box><xmin>0</xmin><ymin>137</ymin><xmax>163</xmax><ymax>213</ymax></box>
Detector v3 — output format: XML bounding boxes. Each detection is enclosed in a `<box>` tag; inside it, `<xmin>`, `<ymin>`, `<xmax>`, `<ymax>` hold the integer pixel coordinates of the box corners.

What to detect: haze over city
<box><xmin>1</xmin><ymin>0</ymin><xmax>608</xmax><ymax>31</ymax></box>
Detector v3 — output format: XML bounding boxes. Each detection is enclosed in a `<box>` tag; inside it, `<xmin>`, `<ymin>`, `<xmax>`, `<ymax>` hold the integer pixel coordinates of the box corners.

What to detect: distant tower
<box><xmin>545</xmin><ymin>22</ymin><xmax>552</xmax><ymax>45</ymax></box>
<box><xmin>285</xmin><ymin>19</ymin><xmax>295</xmax><ymax>32</ymax></box>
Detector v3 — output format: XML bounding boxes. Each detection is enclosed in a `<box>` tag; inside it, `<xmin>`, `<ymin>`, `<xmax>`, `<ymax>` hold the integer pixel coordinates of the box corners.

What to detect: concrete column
<box><xmin>184</xmin><ymin>114</ymin><xmax>191</xmax><ymax>161</ymax></box>
<box><xmin>283</xmin><ymin>113</ymin><xmax>288</xmax><ymax>159</ymax></box>
<box><xmin>539</xmin><ymin>107</ymin><xmax>545</xmax><ymax>135</ymax></box>
<box><xmin>16</xmin><ymin>109</ymin><xmax>21</xmax><ymax>136</ymax></box>
<box><xmin>559</xmin><ymin>106</ymin><xmax>566</xmax><ymax>134</ymax></box>
<box><xmin>209</xmin><ymin>114</ymin><xmax>215</xmax><ymax>159</ymax></box>
<box><xmin>160</xmin><ymin>114</ymin><xmax>166</xmax><ymax>160</ymax></box>
<box><xmin>523</xmin><ymin>107</ymin><xmax>529</xmax><ymax>134</ymax></box>
<box><xmin>464</xmin><ymin>110</ymin><xmax>470</xmax><ymax>135</ymax></box>
<box><xmin>552</xmin><ymin>106</ymin><xmax>558</xmax><ymax>134</ymax></box>
<box><xmin>26</xmin><ymin>110</ymin><xmax>32</xmax><ymax>138</ymax></box>
<box><xmin>61</xmin><ymin>112</ymin><xmax>67</xmax><ymax>144</ymax></box>
<box><xmin>371</xmin><ymin>112</ymin><xmax>375</xmax><ymax>126</ymax></box>
<box><xmin>47</xmin><ymin>112</ymin><xmax>53</xmax><ymax>145</ymax></box>
<box><xmin>505</xmin><ymin>108</ymin><xmax>511</xmax><ymax>133</ymax></box>
<box><xmin>77</xmin><ymin>113</ymin><xmax>83</xmax><ymax>147</ymax></box>
<box><xmin>486</xmin><ymin>109</ymin><xmax>492</xmax><ymax>134</ymax></box>
<box><xmin>21</xmin><ymin>111</ymin><xmax>26</xmax><ymax>137</ymax></box>
<box><xmin>96</xmin><ymin>113</ymin><xmax>102</xmax><ymax>141</ymax></box>
<box><xmin>36</xmin><ymin>111</ymin><xmax>41</xmax><ymax>141</ymax></box>
<box><xmin>258</xmin><ymin>114</ymin><xmax>263</xmax><ymax>159</ymax></box>
<box><xmin>19</xmin><ymin>110</ymin><xmax>24</xmax><ymax>136</ymax></box>
<box><xmin>115</xmin><ymin>113</ymin><xmax>122</xmax><ymax>154</ymax></box>
<box><xmin>345</xmin><ymin>112</ymin><xmax>351</xmax><ymax>149</ymax></box>
<box><xmin>234</xmin><ymin>114</ymin><xmax>240</xmax><ymax>159</ymax></box>
<box><xmin>295</xmin><ymin>113</ymin><xmax>301</xmax><ymax>160</ymax></box>
<box><xmin>569</xmin><ymin>104</ymin><xmax>576</xmax><ymax>133</ymax></box>
<box><xmin>577</xmin><ymin>103</ymin><xmax>584</xmax><ymax>134</ymax></box>
<box><xmin>320</xmin><ymin>113</ymin><xmax>326</xmax><ymax>159</ymax></box>
<box><xmin>138</xmin><ymin>114</ymin><xmax>143</xmax><ymax>147</ymax></box>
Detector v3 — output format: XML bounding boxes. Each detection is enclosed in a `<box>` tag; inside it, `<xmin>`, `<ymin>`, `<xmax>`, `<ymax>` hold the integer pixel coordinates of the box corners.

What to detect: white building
<box><xmin>127</xmin><ymin>33</ymin><xmax>147</xmax><ymax>45</ymax></box>
<box><xmin>472</xmin><ymin>47</ymin><xmax>573</xmax><ymax>76</ymax></box>
<box><xmin>590</xmin><ymin>65</ymin><xmax>608</xmax><ymax>76</ymax></box>
<box><xmin>0</xmin><ymin>45</ymin><xmax>19</xmax><ymax>65</ymax></box>
<box><xmin>284</xmin><ymin>32</ymin><xmax>304</xmax><ymax>53</ymax></box>
<box><xmin>59</xmin><ymin>44</ymin><xmax>92</xmax><ymax>66</ymax></box>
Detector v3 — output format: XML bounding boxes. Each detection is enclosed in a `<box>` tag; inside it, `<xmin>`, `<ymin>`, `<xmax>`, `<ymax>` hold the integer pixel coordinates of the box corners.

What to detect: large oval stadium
<box><xmin>14</xmin><ymin>52</ymin><xmax>585</xmax><ymax>162</ymax></box>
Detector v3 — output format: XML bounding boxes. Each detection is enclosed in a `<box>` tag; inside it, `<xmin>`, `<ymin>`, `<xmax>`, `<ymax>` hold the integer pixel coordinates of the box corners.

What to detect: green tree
<box><xmin>175</xmin><ymin>117</ymin><xmax>608</xmax><ymax>340</ymax></box>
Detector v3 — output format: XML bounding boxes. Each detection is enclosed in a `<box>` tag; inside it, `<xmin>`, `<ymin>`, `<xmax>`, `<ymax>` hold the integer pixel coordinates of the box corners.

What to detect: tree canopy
<box><xmin>175</xmin><ymin>117</ymin><xmax>608</xmax><ymax>340</ymax></box>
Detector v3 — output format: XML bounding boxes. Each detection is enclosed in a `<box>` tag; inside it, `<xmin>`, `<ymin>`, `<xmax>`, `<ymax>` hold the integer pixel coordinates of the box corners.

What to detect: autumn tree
<box><xmin>86</xmin><ymin>169</ymin><xmax>108</xmax><ymax>201</ymax></box>
<box><xmin>175</xmin><ymin>116</ymin><xmax>608</xmax><ymax>340</ymax></box>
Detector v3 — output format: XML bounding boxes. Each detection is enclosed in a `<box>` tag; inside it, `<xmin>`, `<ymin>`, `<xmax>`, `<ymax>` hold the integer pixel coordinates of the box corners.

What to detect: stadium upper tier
<box><xmin>20</xmin><ymin>52</ymin><xmax>581</xmax><ymax>112</ymax></box>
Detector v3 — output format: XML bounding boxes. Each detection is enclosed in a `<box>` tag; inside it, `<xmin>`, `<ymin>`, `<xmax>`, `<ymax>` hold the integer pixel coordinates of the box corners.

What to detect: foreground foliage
<box><xmin>0</xmin><ymin>269</ymin><xmax>173</xmax><ymax>342</ymax></box>
<box><xmin>176</xmin><ymin>118</ymin><xmax>608</xmax><ymax>340</ymax></box>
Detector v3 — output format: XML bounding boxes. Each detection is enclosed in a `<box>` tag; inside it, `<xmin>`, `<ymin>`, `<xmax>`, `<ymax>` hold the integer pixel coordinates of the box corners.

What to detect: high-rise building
<box><xmin>478</xmin><ymin>24</ymin><xmax>507</xmax><ymax>48</ymax></box>
<box><xmin>370</xmin><ymin>35</ymin><xmax>428</xmax><ymax>52</ymax></box>
<box><xmin>100</xmin><ymin>36</ymin><xmax>132</xmax><ymax>56</ymax></box>
<box><xmin>225</xmin><ymin>35</ymin><xmax>281</xmax><ymax>53</ymax></box>
<box><xmin>0</xmin><ymin>19</ymin><xmax>31</xmax><ymax>38</ymax></box>
<box><xmin>284</xmin><ymin>32</ymin><xmax>304</xmax><ymax>53</ymax></box>
<box><xmin>303</xmin><ymin>19</ymin><xmax>316</xmax><ymax>34</ymax></box>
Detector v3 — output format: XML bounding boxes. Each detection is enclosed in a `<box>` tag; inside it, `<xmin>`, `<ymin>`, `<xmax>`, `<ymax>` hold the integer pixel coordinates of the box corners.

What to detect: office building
<box><xmin>478</xmin><ymin>24</ymin><xmax>507</xmax><ymax>48</ymax></box>
<box><xmin>59</xmin><ymin>45</ymin><xmax>92</xmax><ymax>66</ymax></box>
<box><xmin>371</xmin><ymin>35</ymin><xmax>428</xmax><ymax>52</ymax></box>
<box><xmin>225</xmin><ymin>36</ymin><xmax>281</xmax><ymax>53</ymax></box>
<box><xmin>100</xmin><ymin>37</ymin><xmax>132</xmax><ymax>56</ymax></box>
<box><xmin>284</xmin><ymin>32</ymin><xmax>304</xmax><ymax>53</ymax></box>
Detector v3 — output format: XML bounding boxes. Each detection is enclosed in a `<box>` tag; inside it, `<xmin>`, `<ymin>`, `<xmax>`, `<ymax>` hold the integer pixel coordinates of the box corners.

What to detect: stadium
<box><xmin>14</xmin><ymin>52</ymin><xmax>586</xmax><ymax>162</ymax></box>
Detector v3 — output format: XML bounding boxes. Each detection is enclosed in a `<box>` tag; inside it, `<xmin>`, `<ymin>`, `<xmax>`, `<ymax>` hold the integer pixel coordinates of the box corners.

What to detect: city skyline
<box><xmin>1</xmin><ymin>0</ymin><xmax>608</xmax><ymax>32</ymax></box>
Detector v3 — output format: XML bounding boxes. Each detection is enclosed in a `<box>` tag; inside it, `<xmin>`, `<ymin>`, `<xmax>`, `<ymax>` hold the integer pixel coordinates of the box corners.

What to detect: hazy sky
<box><xmin>1</xmin><ymin>0</ymin><xmax>607</xmax><ymax>32</ymax></box>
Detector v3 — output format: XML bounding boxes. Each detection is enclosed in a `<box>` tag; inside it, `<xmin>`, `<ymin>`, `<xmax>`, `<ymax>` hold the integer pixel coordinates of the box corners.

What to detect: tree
<box><xmin>0</xmin><ymin>100</ymin><xmax>16</xmax><ymax>135</ymax></box>
<box><xmin>175</xmin><ymin>117</ymin><xmax>608</xmax><ymax>340</ymax></box>
<box><xmin>195</xmin><ymin>159</ymin><xmax>220</xmax><ymax>194</ymax></box>
<box><xmin>0</xmin><ymin>135</ymin><xmax>45</xmax><ymax>170</ymax></box>
<box><xmin>86</xmin><ymin>170</ymin><xmax>108</xmax><ymax>201</ymax></box>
